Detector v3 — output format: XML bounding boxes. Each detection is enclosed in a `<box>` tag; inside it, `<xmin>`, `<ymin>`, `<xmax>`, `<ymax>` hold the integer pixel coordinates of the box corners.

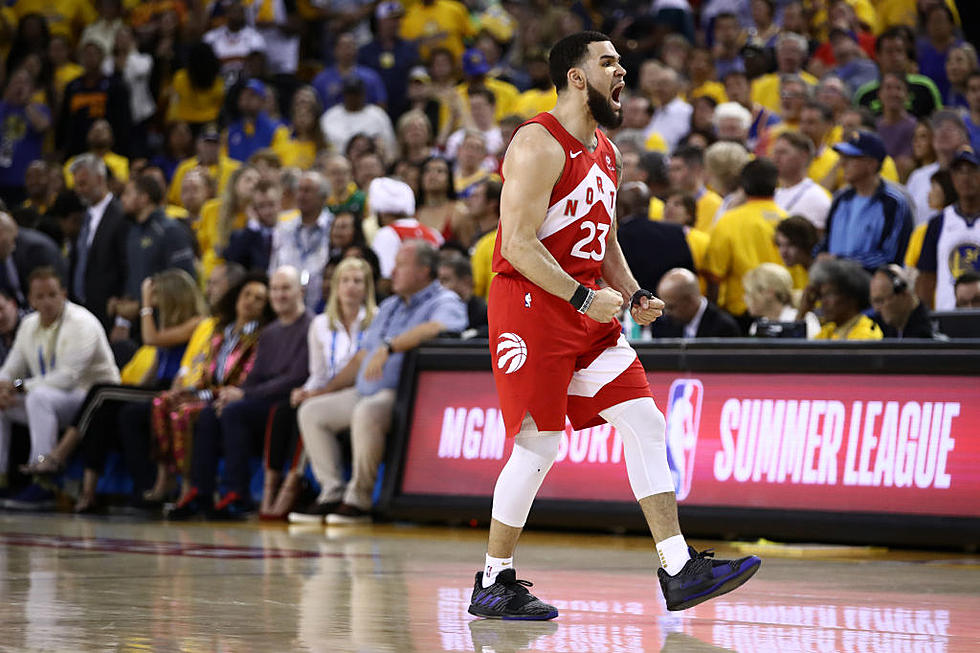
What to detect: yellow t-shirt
<box><xmin>810</xmin><ymin>147</ymin><xmax>841</xmax><ymax>191</ymax></box>
<box><xmin>64</xmin><ymin>152</ymin><xmax>129</xmax><ymax>188</ymax></box>
<box><xmin>904</xmin><ymin>221</ymin><xmax>929</xmax><ymax>268</ymax></box>
<box><xmin>648</xmin><ymin>197</ymin><xmax>665</xmax><ymax>220</ymax></box>
<box><xmin>788</xmin><ymin>263</ymin><xmax>809</xmax><ymax>291</ymax></box>
<box><xmin>686</xmin><ymin>227</ymin><xmax>711</xmax><ymax>294</ymax></box>
<box><xmin>511</xmin><ymin>87</ymin><xmax>557</xmax><ymax>119</ymax></box>
<box><xmin>815</xmin><ymin>314</ymin><xmax>883</xmax><ymax>340</ymax></box>
<box><xmin>704</xmin><ymin>198</ymin><xmax>787</xmax><ymax>316</ymax></box>
<box><xmin>457</xmin><ymin>77</ymin><xmax>520</xmax><ymax>122</ymax></box>
<box><xmin>54</xmin><ymin>63</ymin><xmax>84</xmax><ymax>97</ymax></box>
<box><xmin>168</xmin><ymin>155</ymin><xmax>240</xmax><ymax>207</ymax></box>
<box><xmin>689</xmin><ymin>81</ymin><xmax>727</xmax><ymax>105</ymax></box>
<box><xmin>400</xmin><ymin>0</ymin><xmax>475</xmax><ymax>62</ymax></box>
<box><xmin>644</xmin><ymin>131</ymin><xmax>668</xmax><ymax>153</ymax></box>
<box><xmin>271</xmin><ymin>130</ymin><xmax>317</xmax><ymax>170</ymax></box>
<box><xmin>14</xmin><ymin>0</ymin><xmax>97</xmax><ymax>40</ymax></box>
<box><xmin>120</xmin><ymin>345</ymin><xmax>157</xmax><ymax>385</ymax></box>
<box><xmin>166</xmin><ymin>69</ymin><xmax>225</xmax><ymax>125</ymax></box>
<box><xmin>471</xmin><ymin>228</ymin><xmax>497</xmax><ymax>301</ymax></box>
<box><xmin>176</xmin><ymin>317</ymin><xmax>217</xmax><ymax>389</ymax></box>
<box><xmin>198</xmin><ymin>200</ymin><xmax>248</xmax><ymax>282</ymax></box>
<box><xmin>751</xmin><ymin>71</ymin><xmax>819</xmax><ymax>114</ymax></box>
<box><xmin>693</xmin><ymin>189</ymin><xmax>723</xmax><ymax>234</ymax></box>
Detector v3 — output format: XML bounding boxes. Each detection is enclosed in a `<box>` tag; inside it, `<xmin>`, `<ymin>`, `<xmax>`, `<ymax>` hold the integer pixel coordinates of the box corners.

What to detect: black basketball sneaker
<box><xmin>658</xmin><ymin>546</ymin><xmax>761</xmax><ymax>611</ymax></box>
<box><xmin>468</xmin><ymin>569</ymin><xmax>559</xmax><ymax>620</ymax></box>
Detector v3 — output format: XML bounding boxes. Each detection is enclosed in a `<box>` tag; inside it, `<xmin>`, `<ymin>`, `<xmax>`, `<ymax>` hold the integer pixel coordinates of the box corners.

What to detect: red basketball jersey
<box><xmin>491</xmin><ymin>112</ymin><xmax>619</xmax><ymax>287</ymax></box>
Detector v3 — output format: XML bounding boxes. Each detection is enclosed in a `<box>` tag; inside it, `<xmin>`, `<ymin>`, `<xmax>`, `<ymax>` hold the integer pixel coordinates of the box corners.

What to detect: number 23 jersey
<box><xmin>491</xmin><ymin>112</ymin><xmax>619</xmax><ymax>287</ymax></box>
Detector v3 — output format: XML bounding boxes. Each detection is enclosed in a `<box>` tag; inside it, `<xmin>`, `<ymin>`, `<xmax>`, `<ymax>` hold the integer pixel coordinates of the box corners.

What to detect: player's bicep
<box><xmin>498</xmin><ymin>126</ymin><xmax>563</xmax><ymax>252</ymax></box>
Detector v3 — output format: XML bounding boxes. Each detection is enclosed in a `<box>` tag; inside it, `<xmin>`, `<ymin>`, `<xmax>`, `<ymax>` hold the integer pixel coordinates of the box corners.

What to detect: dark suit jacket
<box><xmin>70</xmin><ymin>197</ymin><xmax>130</xmax><ymax>329</ymax></box>
<box><xmin>617</xmin><ymin>215</ymin><xmax>695</xmax><ymax>294</ymax></box>
<box><xmin>651</xmin><ymin>301</ymin><xmax>743</xmax><ymax>338</ymax></box>
<box><xmin>224</xmin><ymin>227</ymin><xmax>273</xmax><ymax>272</ymax></box>
<box><xmin>7</xmin><ymin>227</ymin><xmax>65</xmax><ymax>305</ymax></box>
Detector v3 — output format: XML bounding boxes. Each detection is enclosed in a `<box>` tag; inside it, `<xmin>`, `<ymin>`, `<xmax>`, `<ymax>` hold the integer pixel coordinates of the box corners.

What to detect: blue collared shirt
<box><xmin>355</xmin><ymin>281</ymin><xmax>467</xmax><ymax>396</ymax></box>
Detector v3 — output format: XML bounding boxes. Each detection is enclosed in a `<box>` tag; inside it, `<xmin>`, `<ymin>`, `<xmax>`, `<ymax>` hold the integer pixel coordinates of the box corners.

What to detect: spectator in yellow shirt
<box><xmin>272</xmin><ymin>87</ymin><xmax>325</xmax><ymax>170</ymax></box>
<box><xmin>467</xmin><ymin>178</ymin><xmax>501</xmax><ymax>299</ymax></box>
<box><xmin>751</xmin><ymin>33</ymin><xmax>818</xmax><ymax>113</ymax></box>
<box><xmin>687</xmin><ymin>48</ymin><xmax>727</xmax><ymax>105</ymax></box>
<box><xmin>704</xmin><ymin>158</ymin><xmax>787</xmax><ymax>326</ymax></box>
<box><xmin>511</xmin><ymin>51</ymin><xmax>557</xmax><ymax>118</ymax></box>
<box><xmin>774</xmin><ymin>215</ymin><xmax>818</xmax><ymax>291</ymax></box>
<box><xmin>804</xmin><ymin>258</ymin><xmax>883</xmax><ymax>340</ymax></box>
<box><xmin>168</xmin><ymin>125</ymin><xmax>241</xmax><ymax>207</ymax></box>
<box><xmin>63</xmin><ymin>120</ymin><xmax>129</xmax><ymax>190</ymax></box>
<box><xmin>400</xmin><ymin>0</ymin><xmax>475</xmax><ymax>63</ymax></box>
<box><xmin>457</xmin><ymin>48</ymin><xmax>519</xmax><ymax>121</ymax></box>
<box><xmin>166</xmin><ymin>42</ymin><xmax>225</xmax><ymax>129</ymax></box>
<box><xmin>668</xmin><ymin>145</ymin><xmax>724</xmax><ymax>233</ymax></box>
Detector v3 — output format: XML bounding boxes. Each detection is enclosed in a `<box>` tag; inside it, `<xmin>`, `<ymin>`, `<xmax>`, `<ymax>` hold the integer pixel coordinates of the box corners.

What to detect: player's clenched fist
<box><xmin>585</xmin><ymin>287</ymin><xmax>624</xmax><ymax>323</ymax></box>
<box><xmin>630</xmin><ymin>289</ymin><xmax>664</xmax><ymax>325</ymax></box>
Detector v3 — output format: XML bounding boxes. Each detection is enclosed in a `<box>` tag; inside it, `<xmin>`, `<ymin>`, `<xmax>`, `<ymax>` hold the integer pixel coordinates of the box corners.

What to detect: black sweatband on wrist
<box><xmin>569</xmin><ymin>284</ymin><xmax>594</xmax><ymax>313</ymax></box>
<box><xmin>631</xmin><ymin>288</ymin><xmax>655</xmax><ymax>308</ymax></box>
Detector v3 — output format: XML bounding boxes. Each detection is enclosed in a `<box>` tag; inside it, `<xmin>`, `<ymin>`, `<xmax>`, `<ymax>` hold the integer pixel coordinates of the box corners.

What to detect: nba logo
<box><xmin>665</xmin><ymin>379</ymin><xmax>703</xmax><ymax>501</ymax></box>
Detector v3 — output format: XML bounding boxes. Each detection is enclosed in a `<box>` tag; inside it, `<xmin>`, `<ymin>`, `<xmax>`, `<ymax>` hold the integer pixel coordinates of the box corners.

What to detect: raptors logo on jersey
<box><xmin>492</xmin><ymin>112</ymin><xmax>618</xmax><ymax>286</ymax></box>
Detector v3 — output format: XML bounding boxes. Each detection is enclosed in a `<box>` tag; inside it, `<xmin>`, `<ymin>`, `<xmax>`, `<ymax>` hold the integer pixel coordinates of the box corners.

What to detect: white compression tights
<box><xmin>490</xmin><ymin>415</ymin><xmax>561</xmax><ymax>528</ymax></box>
<box><xmin>490</xmin><ymin>398</ymin><xmax>674</xmax><ymax>528</ymax></box>
<box><xmin>599</xmin><ymin>397</ymin><xmax>675</xmax><ymax>499</ymax></box>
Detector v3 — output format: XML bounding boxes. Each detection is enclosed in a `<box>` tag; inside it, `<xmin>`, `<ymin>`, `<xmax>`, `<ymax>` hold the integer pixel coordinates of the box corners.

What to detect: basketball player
<box><xmin>468</xmin><ymin>32</ymin><xmax>761</xmax><ymax>620</ymax></box>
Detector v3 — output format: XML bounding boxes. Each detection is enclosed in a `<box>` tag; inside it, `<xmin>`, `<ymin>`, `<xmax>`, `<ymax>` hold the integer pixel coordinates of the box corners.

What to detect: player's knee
<box><xmin>514</xmin><ymin>430</ymin><xmax>561</xmax><ymax>466</ymax></box>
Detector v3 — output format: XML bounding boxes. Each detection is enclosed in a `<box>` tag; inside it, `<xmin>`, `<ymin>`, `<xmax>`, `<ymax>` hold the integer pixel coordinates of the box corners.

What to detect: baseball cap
<box><xmin>408</xmin><ymin>66</ymin><xmax>431</xmax><ymax>83</ymax></box>
<box><xmin>376</xmin><ymin>1</ymin><xmax>403</xmax><ymax>20</ymax></box>
<box><xmin>833</xmin><ymin>129</ymin><xmax>886</xmax><ymax>162</ymax></box>
<box><xmin>952</xmin><ymin>145</ymin><xmax>980</xmax><ymax>167</ymax></box>
<box><xmin>200</xmin><ymin>123</ymin><xmax>221</xmax><ymax>142</ymax></box>
<box><xmin>244</xmin><ymin>78</ymin><xmax>267</xmax><ymax>97</ymax></box>
<box><xmin>462</xmin><ymin>48</ymin><xmax>491</xmax><ymax>77</ymax></box>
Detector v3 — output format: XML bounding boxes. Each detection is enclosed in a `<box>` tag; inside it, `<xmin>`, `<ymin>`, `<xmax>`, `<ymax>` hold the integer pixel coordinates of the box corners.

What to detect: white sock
<box><xmin>482</xmin><ymin>554</ymin><xmax>513</xmax><ymax>588</ymax></box>
<box><xmin>656</xmin><ymin>535</ymin><xmax>691</xmax><ymax>576</ymax></box>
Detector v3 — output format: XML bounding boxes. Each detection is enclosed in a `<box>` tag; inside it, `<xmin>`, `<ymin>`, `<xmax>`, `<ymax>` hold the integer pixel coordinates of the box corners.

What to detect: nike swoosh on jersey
<box><xmin>569</xmin><ymin>150</ymin><xmax>582</xmax><ymax>158</ymax></box>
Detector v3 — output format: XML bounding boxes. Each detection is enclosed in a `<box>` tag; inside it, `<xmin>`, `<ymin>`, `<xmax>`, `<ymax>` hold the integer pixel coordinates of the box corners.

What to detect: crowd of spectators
<box><xmin>0</xmin><ymin>0</ymin><xmax>977</xmax><ymax>515</ymax></box>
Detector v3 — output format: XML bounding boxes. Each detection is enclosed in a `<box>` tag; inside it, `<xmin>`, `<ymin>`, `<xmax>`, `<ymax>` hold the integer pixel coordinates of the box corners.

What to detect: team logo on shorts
<box><xmin>495</xmin><ymin>332</ymin><xmax>528</xmax><ymax>374</ymax></box>
<box><xmin>665</xmin><ymin>378</ymin><xmax>703</xmax><ymax>501</ymax></box>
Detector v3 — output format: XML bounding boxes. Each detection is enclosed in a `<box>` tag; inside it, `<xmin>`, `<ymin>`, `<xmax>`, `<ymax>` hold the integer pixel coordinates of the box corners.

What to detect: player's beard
<box><xmin>586</xmin><ymin>81</ymin><xmax>623</xmax><ymax>129</ymax></box>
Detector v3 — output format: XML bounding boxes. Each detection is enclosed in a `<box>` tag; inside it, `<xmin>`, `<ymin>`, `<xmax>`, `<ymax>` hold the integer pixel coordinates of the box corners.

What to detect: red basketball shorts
<box><xmin>488</xmin><ymin>274</ymin><xmax>653</xmax><ymax>438</ymax></box>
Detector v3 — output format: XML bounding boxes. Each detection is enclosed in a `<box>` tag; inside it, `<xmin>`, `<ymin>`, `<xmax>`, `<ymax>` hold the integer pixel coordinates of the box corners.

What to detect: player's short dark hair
<box><xmin>672</xmin><ymin>145</ymin><xmax>705</xmax><ymax>168</ymax></box>
<box><xmin>739</xmin><ymin>158</ymin><xmax>778</xmax><ymax>198</ymax></box>
<box><xmin>775</xmin><ymin>216</ymin><xmax>819</xmax><ymax>252</ymax></box>
<box><xmin>549</xmin><ymin>31</ymin><xmax>610</xmax><ymax>92</ymax></box>
<box><xmin>954</xmin><ymin>270</ymin><xmax>980</xmax><ymax>288</ymax></box>
<box><xmin>134</xmin><ymin>174</ymin><xmax>164</xmax><ymax>205</ymax></box>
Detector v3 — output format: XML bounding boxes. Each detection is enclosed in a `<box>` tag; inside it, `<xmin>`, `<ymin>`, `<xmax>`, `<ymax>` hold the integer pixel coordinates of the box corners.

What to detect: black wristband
<box><xmin>569</xmin><ymin>284</ymin><xmax>591</xmax><ymax>311</ymax></box>
<box><xmin>630</xmin><ymin>289</ymin><xmax>655</xmax><ymax>307</ymax></box>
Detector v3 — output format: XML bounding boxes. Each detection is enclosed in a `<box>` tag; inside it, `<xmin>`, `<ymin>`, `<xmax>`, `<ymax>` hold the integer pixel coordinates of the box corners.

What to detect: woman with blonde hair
<box><xmin>743</xmin><ymin>262</ymin><xmax>820</xmax><ymax>338</ymax></box>
<box><xmin>198</xmin><ymin>165</ymin><xmax>261</xmax><ymax>280</ymax></box>
<box><xmin>265</xmin><ymin>257</ymin><xmax>378</xmax><ymax>521</ymax></box>
<box><xmin>24</xmin><ymin>269</ymin><xmax>207</xmax><ymax>511</ymax></box>
<box><xmin>704</xmin><ymin>141</ymin><xmax>752</xmax><ymax>226</ymax></box>
<box><xmin>396</xmin><ymin>109</ymin><xmax>437</xmax><ymax>166</ymax></box>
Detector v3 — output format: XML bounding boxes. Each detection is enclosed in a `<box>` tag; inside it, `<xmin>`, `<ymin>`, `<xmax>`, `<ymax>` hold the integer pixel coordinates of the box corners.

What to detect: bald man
<box><xmin>651</xmin><ymin>268</ymin><xmax>742</xmax><ymax>338</ymax></box>
<box><xmin>0</xmin><ymin>212</ymin><xmax>65</xmax><ymax>307</ymax></box>
<box><xmin>168</xmin><ymin>266</ymin><xmax>313</xmax><ymax>520</ymax></box>
<box><xmin>616</xmin><ymin>182</ymin><xmax>695</xmax><ymax>295</ymax></box>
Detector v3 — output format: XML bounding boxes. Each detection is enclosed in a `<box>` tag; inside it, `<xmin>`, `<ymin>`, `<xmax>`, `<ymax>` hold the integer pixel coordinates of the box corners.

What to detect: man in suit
<box><xmin>0</xmin><ymin>212</ymin><xmax>65</xmax><ymax>308</ymax></box>
<box><xmin>224</xmin><ymin>179</ymin><xmax>279</xmax><ymax>272</ymax></box>
<box><xmin>616</xmin><ymin>181</ymin><xmax>696</xmax><ymax>295</ymax></box>
<box><xmin>67</xmin><ymin>154</ymin><xmax>129</xmax><ymax>330</ymax></box>
<box><xmin>652</xmin><ymin>268</ymin><xmax>742</xmax><ymax>338</ymax></box>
